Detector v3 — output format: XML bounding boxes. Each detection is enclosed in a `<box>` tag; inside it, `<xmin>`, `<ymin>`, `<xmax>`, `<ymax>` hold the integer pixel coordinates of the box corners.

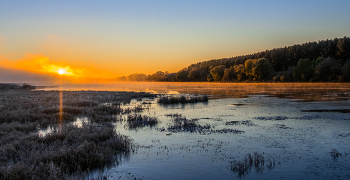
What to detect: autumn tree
<box><xmin>244</xmin><ymin>58</ymin><xmax>274</xmax><ymax>81</ymax></box>
<box><xmin>187</xmin><ymin>68</ymin><xmax>201</xmax><ymax>81</ymax></box>
<box><xmin>210</xmin><ymin>65</ymin><xmax>226</xmax><ymax>82</ymax></box>
<box><xmin>233</xmin><ymin>64</ymin><xmax>246</xmax><ymax>81</ymax></box>
<box><xmin>175</xmin><ymin>69</ymin><xmax>189</xmax><ymax>82</ymax></box>
<box><xmin>222</xmin><ymin>67</ymin><xmax>236</xmax><ymax>82</ymax></box>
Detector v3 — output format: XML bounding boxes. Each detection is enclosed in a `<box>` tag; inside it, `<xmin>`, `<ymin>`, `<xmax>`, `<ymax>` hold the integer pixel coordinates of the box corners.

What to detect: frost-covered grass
<box><xmin>0</xmin><ymin>122</ymin><xmax>132</xmax><ymax>180</ymax></box>
<box><xmin>0</xmin><ymin>89</ymin><xmax>157</xmax><ymax>179</ymax></box>
<box><xmin>0</xmin><ymin>90</ymin><xmax>156</xmax><ymax>127</ymax></box>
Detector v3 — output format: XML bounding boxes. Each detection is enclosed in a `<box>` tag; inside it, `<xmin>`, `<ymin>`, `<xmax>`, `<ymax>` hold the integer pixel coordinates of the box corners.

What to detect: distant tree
<box><xmin>253</xmin><ymin>58</ymin><xmax>275</xmax><ymax>80</ymax></box>
<box><xmin>233</xmin><ymin>64</ymin><xmax>246</xmax><ymax>81</ymax></box>
<box><xmin>244</xmin><ymin>58</ymin><xmax>274</xmax><ymax>81</ymax></box>
<box><xmin>210</xmin><ymin>65</ymin><xmax>226</xmax><ymax>82</ymax></box>
<box><xmin>175</xmin><ymin>69</ymin><xmax>189</xmax><ymax>82</ymax></box>
<box><xmin>141</xmin><ymin>36</ymin><xmax>350</xmax><ymax>82</ymax></box>
<box><xmin>337</xmin><ymin>36</ymin><xmax>350</xmax><ymax>64</ymax></box>
<box><xmin>222</xmin><ymin>68</ymin><xmax>235</xmax><ymax>82</ymax></box>
<box><xmin>342</xmin><ymin>61</ymin><xmax>350</xmax><ymax>81</ymax></box>
<box><xmin>311</xmin><ymin>56</ymin><xmax>326</xmax><ymax>69</ymax></box>
<box><xmin>127</xmin><ymin>73</ymin><xmax>147</xmax><ymax>81</ymax></box>
<box><xmin>244</xmin><ymin>59</ymin><xmax>256</xmax><ymax>79</ymax></box>
<box><xmin>118</xmin><ymin>76</ymin><xmax>127</xmax><ymax>81</ymax></box>
<box><xmin>187</xmin><ymin>68</ymin><xmax>201</xmax><ymax>81</ymax></box>
<box><xmin>147</xmin><ymin>71</ymin><xmax>169</xmax><ymax>81</ymax></box>
<box><xmin>270</xmin><ymin>49</ymin><xmax>286</xmax><ymax>71</ymax></box>
<box><xmin>293</xmin><ymin>58</ymin><xmax>313</xmax><ymax>81</ymax></box>
<box><xmin>207</xmin><ymin>74</ymin><xmax>213</xmax><ymax>82</ymax></box>
<box><xmin>200</xmin><ymin>70</ymin><xmax>209</xmax><ymax>81</ymax></box>
<box><xmin>313</xmin><ymin>58</ymin><xmax>341</xmax><ymax>81</ymax></box>
<box><xmin>164</xmin><ymin>73</ymin><xmax>175</xmax><ymax>81</ymax></box>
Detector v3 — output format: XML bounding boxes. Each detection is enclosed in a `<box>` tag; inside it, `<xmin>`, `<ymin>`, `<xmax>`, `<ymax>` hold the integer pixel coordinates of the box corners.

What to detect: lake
<box><xmin>40</xmin><ymin>82</ymin><xmax>350</xmax><ymax>179</ymax></box>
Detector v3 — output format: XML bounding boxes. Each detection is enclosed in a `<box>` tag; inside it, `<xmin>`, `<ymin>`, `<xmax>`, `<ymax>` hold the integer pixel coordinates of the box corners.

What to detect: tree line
<box><xmin>116</xmin><ymin>36</ymin><xmax>350</xmax><ymax>82</ymax></box>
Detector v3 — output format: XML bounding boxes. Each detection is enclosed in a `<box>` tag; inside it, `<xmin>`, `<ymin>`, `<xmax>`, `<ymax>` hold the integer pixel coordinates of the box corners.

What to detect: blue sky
<box><xmin>1</xmin><ymin>0</ymin><xmax>349</xmax><ymax>77</ymax></box>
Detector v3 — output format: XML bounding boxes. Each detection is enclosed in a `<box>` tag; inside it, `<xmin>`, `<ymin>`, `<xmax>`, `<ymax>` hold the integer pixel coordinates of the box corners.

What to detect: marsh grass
<box><xmin>157</xmin><ymin>95</ymin><xmax>208</xmax><ymax>104</ymax></box>
<box><xmin>0</xmin><ymin>122</ymin><xmax>132</xmax><ymax>180</ymax></box>
<box><xmin>164</xmin><ymin>113</ymin><xmax>182</xmax><ymax>117</ymax></box>
<box><xmin>125</xmin><ymin>114</ymin><xmax>159</xmax><ymax>129</ymax></box>
<box><xmin>330</xmin><ymin>149</ymin><xmax>342</xmax><ymax>160</ymax></box>
<box><xmin>231</xmin><ymin>152</ymin><xmax>275</xmax><ymax>177</ymax></box>
<box><xmin>226</xmin><ymin>120</ymin><xmax>254</xmax><ymax>126</ymax></box>
<box><xmin>0</xmin><ymin>89</ymin><xmax>156</xmax><ymax>179</ymax></box>
<box><xmin>167</xmin><ymin>117</ymin><xmax>211</xmax><ymax>133</ymax></box>
<box><xmin>165</xmin><ymin>115</ymin><xmax>244</xmax><ymax>134</ymax></box>
<box><xmin>0</xmin><ymin>90</ymin><xmax>155</xmax><ymax>127</ymax></box>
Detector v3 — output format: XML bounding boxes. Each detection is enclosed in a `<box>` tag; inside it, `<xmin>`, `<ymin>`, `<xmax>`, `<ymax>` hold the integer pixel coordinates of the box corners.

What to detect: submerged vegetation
<box><xmin>117</xmin><ymin>36</ymin><xmax>350</xmax><ymax>83</ymax></box>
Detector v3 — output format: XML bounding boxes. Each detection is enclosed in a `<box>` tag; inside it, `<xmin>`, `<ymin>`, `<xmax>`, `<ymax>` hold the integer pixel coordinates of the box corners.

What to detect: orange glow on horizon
<box><xmin>0</xmin><ymin>53</ymin><xmax>119</xmax><ymax>84</ymax></box>
<box><xmin>11</xmin><ymin>54</ymin><xmax>81</xmax><ymax>76</ymax></box>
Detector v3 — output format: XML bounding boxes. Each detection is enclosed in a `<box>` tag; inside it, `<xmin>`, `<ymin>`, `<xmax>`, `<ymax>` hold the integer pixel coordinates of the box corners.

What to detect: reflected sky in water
<box><xmin>37</xmin><ymin>82</ymin><xmax>350</xmax><ymax>102</ymax></box>
<box><xmin>36</xmin><ymin>83</ymin><xmax>350</xmax><ymax>179</ymax></box>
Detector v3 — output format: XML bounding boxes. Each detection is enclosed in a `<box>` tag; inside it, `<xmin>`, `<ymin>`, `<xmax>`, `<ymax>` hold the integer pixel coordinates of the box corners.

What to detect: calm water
<box><xmin>42</xmin><ymin>83</ymin><xmax>350</xmax><ymax>179</ymax></box>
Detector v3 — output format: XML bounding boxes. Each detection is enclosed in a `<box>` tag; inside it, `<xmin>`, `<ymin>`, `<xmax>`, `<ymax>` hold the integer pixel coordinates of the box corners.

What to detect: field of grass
<box><xmin>0</xmin><ymin>86</ymin><xmax>157</xmax><ymax>179</ymax></box>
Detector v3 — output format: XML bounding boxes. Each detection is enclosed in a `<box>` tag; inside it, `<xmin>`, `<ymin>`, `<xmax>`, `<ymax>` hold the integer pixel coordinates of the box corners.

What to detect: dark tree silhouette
<box><xmin>115</xmin><ymin>36</ymin><xmax>350</xmax><ymax>82</ymax></box>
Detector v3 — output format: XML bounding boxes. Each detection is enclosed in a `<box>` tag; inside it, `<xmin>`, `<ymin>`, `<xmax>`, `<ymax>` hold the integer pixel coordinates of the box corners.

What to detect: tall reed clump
<box><xmin>230</xmin><ymin>152</ymin><xmax>275</xmax><ymax>177</ymax></box>
<box><xmin>0</xmin><ymin>122</ymin><xmax>133</xmax><ymax>180</ymax></box>
<box><xmin>167</xmin><ymin>117</ymin><xmax>211</xmax><ymax>133</ymax></box>
<box><xmin>125</xmin><ymin>114</ymin><xmax>159</xmax><ymax>129</ymax></box>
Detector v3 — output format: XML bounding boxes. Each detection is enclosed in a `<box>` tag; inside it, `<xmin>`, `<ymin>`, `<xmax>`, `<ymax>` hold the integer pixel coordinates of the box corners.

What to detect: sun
<box><xmin>58</xmin><ymin>69</ymin><xmax>65</xmax><ymax>75</ymax></box>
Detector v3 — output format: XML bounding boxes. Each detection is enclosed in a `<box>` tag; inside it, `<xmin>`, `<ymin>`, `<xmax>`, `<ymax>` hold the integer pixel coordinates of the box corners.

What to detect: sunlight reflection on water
<box><xmin>36</xmin><ymin>82</ymin><xmax>350</xmax><ymax>102</ymax></box>
<box><xmin>34</xmin><ymin>83</ymin><xmax>350</xmax><ymax>179</ymax></box>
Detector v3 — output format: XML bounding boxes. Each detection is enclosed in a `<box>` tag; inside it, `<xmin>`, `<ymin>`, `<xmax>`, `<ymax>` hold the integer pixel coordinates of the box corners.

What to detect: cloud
<box><xmin>0</xmin><ymin>53</ymin><xmax>116</xmax><ymax>84</ymax></box>
<box><xmin>1</xmin><ymin>53</ymin><xmax>86</xmax><ymax>76</ymax></box>
<box><xmin>0</xmin><ymin>67</ymin><xmax>57</xmax><ymax>84</ymax></box>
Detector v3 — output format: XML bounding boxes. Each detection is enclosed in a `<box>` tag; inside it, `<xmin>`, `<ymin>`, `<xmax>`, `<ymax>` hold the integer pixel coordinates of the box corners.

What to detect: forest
<box><xmin>116</xmin><ymin>36</ymin><xmax>350</xmax><ymax>82</ymax></box>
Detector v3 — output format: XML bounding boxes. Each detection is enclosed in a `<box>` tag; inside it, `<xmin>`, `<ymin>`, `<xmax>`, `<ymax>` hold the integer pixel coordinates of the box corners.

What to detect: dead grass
<box><xmin>0</xmin><ymin>89</ymin><xmax>157</xmax><ymax>179</ymax></box>
<box><xmin>0</xmin><ymin>122</ymin><xmax>132</xmax><ymax>180</ymax></box>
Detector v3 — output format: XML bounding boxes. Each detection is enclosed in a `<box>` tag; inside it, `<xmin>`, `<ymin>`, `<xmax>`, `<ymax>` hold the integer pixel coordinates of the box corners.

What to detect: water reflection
<box><xmin>37</xmin><ymin>82</ymin><xmax>350</xmax><ymax>102</ymax></box>
<box><xmin>29</xmin><ymin>84</ymin><xmax>350</xmax><ymax>179</ymax></box>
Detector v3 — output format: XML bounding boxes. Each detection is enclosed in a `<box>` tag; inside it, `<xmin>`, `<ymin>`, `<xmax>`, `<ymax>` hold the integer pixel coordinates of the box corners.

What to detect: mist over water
<box><xmin>36</xmin><ymin>82</ymin><xmax>350</xmax><ymax>102</ymax></box>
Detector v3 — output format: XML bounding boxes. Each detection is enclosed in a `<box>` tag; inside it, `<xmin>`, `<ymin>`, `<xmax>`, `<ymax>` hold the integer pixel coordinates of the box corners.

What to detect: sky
<box><xmin>0</xmin><ymin>0</ymin><xmax>350</xmax><ymax>84</ymax></box>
